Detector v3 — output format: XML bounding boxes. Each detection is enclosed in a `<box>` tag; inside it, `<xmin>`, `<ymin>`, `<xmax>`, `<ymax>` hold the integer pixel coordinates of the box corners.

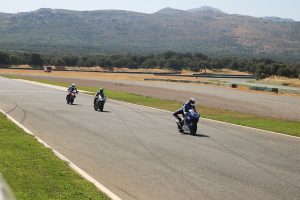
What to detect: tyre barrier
<box><xmin>145</xmin><ymin>78</ymin><xmax>299</xmax><ymax>95</ymax></box>
<box><xmin>249</xmin><ymin>86</ymin><xmax>279</xmax><ymax>93</ymax></box>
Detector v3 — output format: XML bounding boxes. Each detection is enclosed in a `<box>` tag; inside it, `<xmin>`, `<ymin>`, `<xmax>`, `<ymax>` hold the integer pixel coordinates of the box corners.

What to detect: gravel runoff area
<box><xmin>6</xmin><ymin>74</ymin><xmax>300</xmax><ymax>121</ymax></box>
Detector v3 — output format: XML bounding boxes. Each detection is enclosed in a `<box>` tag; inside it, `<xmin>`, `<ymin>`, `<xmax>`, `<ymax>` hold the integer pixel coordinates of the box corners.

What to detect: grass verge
<box><xmin>2</xmin><ymin>74</ymin><xmax>300</xmax><ymax>137</ymax></box>
<box><xmin>0</xmin><ymin>113</ymin><xmax>109</xmax><ymax>200</ymax></box>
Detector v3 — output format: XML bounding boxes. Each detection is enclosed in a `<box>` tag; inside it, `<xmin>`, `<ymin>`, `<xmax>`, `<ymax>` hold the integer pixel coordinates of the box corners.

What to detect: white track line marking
<box><xmin>14</xmin><ymin>79</ymin><xmax>300</xmax><ymax>140</ymax></box>
<box><xmin>0</xmin><ymin>90</ymin><xmax>64</xmax><ymax>94</ymax></box>
<box><xmin>0</xmin><ymin>94</ymin><xmax>122</xmax><ymax>200</ymax></box>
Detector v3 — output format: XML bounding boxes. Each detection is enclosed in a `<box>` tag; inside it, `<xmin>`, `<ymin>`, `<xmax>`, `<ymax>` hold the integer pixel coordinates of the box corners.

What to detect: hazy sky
<box><xmin>1</xmin><ymin>0</ymin><xmax>299</xmax><ymax>20</ymax></box>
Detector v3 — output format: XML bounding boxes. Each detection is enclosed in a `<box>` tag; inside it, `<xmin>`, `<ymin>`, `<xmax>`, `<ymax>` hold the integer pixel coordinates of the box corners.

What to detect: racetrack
<box><xmin>3</xmin><ymin>74</ymin><xmax>300</xmax><ymax>121</ymax></box>
<box><xmin>0</xmin><ymin>77</ymin><xmax>299</xmax><ymax>200</ymax></box>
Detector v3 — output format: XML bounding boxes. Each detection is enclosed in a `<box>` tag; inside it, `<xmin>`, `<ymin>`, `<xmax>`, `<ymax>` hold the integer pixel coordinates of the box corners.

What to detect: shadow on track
<box><xmin>67</xmin><ymin>103</ymin><xmax>83</xmax><ymax>106</ymax></box>
<box><xmin>95</xmin><ymin>110</ymin><xmax>111</xmax><ymax>113</ymax></box>
<box><xmin>181</xmin><ymin>133</ymin><xmax>210</xmax><ymax>138</ymax></box>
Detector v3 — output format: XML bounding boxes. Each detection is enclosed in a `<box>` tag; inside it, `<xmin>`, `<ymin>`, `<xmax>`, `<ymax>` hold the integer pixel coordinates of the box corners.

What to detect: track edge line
<box><xmin>14</xmin><ymin>78</ymin><xmax>300</xmax><ymax>139</ymax></box>
<box><xmin>0</xmin><ymin>108</ymin><xmax>122</xmax><ymax>200</ymax></box>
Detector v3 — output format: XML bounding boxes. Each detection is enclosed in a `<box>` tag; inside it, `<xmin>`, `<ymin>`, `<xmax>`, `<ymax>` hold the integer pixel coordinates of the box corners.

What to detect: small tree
<box><xmin>0</xmin><ymin>52</ymin><xmax>10</xmax><ymax>65</ymax></box>
<box><xmin>166</xmin><ymin>58</ymin><xmax>182</xmax><ymax>71</ymax></box>
<box><xmin>255</xmin><ymin>64</ymin><xmax>272</xmax><ymax>79</ymax></box>
<box><xmin>63</xmin><ymin>55</ymin><xmax>79</xmax><ymax>66</ymax></box>
<box><xmin>55</xmin><ymin>59</ymin><xmax>65</xmax><ymax>67</ymax></box>
<box><xmin>30</xmin><ymin>53</ymin><xmax>44</xmax><ymax>67</ymax></box>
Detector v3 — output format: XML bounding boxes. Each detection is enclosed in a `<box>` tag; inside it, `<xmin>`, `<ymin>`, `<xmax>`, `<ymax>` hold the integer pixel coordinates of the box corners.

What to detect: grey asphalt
<box><xmin>0</xmin><ymin>77</ymin><xmax>299</xmax><ymax>200</ymax></box>
<box><xmin>4</xmin><ymin>74</ymin><xmax>300</xmax><ymax>121</ymax></box>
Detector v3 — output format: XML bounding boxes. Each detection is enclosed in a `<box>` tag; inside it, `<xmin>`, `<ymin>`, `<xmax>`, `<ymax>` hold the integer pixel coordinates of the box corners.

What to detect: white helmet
<box><xmin>189</xmin><ymin>98</ymin><xmax>195</xmax><ymax>105</ymax></box>
<box><xmin>71</xmin><ymin>83</ymin><xmax>76</xmax><ymax>87</ymax></box>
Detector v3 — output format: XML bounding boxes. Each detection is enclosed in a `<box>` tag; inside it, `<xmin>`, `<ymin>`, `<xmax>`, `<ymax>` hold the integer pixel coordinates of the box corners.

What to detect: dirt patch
<box><xmin>10</xmin><ymin>65</ymin><xmax>33</xmax><ymax>69</ymax></box>
<box><xmin>262</xmin><ymin>76</ymin><xmax>300</xmax><ymax>88</ymax></box>
<box><xmin>0</xmin><ymin>68</ymin><xmax>212</xmax><ymax>82</ymax></box>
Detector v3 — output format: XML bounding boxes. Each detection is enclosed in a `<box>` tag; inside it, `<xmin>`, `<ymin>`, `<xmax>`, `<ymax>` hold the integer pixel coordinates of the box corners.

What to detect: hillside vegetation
<box><xmin>0</xmin><ymin>7</ymin><xmax>299</xmax><ymax>63</ymax></box>
<box><xmin>1</xmin><ymin>51</ymin><xmax>299</xmax><ymax>79</ymax></box>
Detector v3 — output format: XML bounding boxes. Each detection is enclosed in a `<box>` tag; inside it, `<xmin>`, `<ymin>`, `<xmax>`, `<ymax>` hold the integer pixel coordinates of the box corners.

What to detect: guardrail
<box><xmin>249</xmin><ymin>86</ymin><xmax>279</xmax><ymax>93</ymax></box>
<box><xmin>193</xmin><ymin>73</ymin><xmax>257</xmax><ymax>79</ymax></box>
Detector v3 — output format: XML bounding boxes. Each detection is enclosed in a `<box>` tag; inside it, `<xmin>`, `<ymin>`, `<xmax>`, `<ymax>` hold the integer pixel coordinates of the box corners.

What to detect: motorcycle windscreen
<box><xmin>187</xmin><ymin>109</ymin><xmax>200</xmax><ymax>123</ymax></box>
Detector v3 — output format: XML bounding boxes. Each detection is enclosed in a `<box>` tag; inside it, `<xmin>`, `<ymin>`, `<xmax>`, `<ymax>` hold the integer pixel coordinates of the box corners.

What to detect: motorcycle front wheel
<box><xmin>190</xmin><ymin>123</ymin><xmax>197</xmax><ymax>135</ymax></box>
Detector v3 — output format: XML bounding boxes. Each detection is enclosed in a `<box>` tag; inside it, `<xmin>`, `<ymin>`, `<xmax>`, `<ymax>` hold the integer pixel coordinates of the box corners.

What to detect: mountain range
<box><xmin>0</xmin><ymin>6</ymin><xmax>299</xmax><ymax>63</ymax></box>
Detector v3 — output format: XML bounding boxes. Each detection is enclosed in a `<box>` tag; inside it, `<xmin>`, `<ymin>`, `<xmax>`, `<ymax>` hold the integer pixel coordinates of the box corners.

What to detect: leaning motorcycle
<box><xmin>94</xmin><ymin>95</ymin><xmax>106</xmax><ymax>111</ymax></box>
<box><xmin>66</xmin><ymin>90</ymin><xmax>78</xmax><ymax>105</ymax></box>
<box><xmin>176</xmin><ymin>109</ymin><xmax>200</xmax><ymax>135</ymax></box>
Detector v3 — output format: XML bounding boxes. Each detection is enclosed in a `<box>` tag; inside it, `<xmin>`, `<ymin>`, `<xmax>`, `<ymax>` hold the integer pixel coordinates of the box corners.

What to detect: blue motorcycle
<box><xmin>176</xmin><ymin>109</ymin><xmax>200</xmax><ymax>135</ymax></box>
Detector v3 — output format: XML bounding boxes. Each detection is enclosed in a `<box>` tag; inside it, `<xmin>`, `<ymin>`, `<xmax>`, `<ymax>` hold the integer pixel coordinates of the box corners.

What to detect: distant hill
<box><xmin>261</xmin><ymin>16</ymin><xmax>295</xmax><ymax>23</ymax></box>
<box><xmin>0</xmin><ymin>7</ymin><xmax>299</xmax><ymax>63</ymax></box>
<box><xmin>187</xmin><ymin>6</ymin><xmax>225</xmax><ymax>14</ymax></box>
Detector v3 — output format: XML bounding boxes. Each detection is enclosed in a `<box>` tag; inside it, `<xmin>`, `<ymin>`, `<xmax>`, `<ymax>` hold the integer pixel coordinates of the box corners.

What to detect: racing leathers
<box><xmin>94</xmin><ymin>91</ymin><xmax>105</xmax><ymax>104</ymax></box>
<box><xmin>173</xmin><ymin>100</ymin><xmax>195</xmax><ymax>124</ymax></box>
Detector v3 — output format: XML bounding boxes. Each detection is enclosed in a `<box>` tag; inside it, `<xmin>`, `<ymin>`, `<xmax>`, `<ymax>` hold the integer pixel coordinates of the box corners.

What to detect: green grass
<box><xmin>2</xmin><ymin>74</ymin><xmax>300</xmax><ymax>137</ymax></box>
<box><xmin>0</xmin><ymin>113</ymin><xmax>109</xmax><ymax>200</ymax></box>
<box><xmin>199</xmin><ymin>107</ymin><xmax>300</xmax><ymax>136</ymax></box>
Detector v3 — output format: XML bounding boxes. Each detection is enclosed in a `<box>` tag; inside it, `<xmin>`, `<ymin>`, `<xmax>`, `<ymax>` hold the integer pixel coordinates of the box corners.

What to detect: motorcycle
<box><xmin>176</xmin><ymin>109</ymin><xmax>200</xmax><ymax>135</ymax></box>
<box><xmin>94</xmin><ymin>95</ymin><xmax>106</xmax><ymax>111</ymax></box>
<box><xmin>66</xmin><ymin>90</ymin><xmax>78</xmax><ymax>105</ymax></box>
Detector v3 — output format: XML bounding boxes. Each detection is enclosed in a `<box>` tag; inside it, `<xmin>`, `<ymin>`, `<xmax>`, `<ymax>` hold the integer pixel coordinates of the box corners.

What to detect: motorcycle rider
<box><xmin>67</xmin><ymin>83</ymin><xmax>78</xmax><ymax>99</ymax></box>
<box><xmin>173</xmin><ymin>98</ymin><xmax>196</xmax><ymax>125</ymax></box>
<box><xmin>94</xmin><ymin>88</ymin><xmax>105</xmax><ymax>104</ymax></box>
<box><xmin>68</xmin><ymin>83</ymin><xmax>77</xmax><ymax>93</ymax></box>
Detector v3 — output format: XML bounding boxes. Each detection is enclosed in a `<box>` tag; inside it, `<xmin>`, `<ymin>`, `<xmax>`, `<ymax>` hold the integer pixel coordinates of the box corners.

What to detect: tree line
<box><xmin>0</xmin><ymin>51</ymin><xmax>299</xmax><ymax>79</ymax></box>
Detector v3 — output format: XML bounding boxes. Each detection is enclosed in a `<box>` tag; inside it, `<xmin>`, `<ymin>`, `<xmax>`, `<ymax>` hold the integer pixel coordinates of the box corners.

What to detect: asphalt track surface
<box><xmin>0</xmin><ymin>77</ymin><xmax>299</xmax><ymax>200</ymax></box>
<box><xmin>5</xmin><ymin>74</ymin><xmax>300</xmax><ymax>121</ymax></box>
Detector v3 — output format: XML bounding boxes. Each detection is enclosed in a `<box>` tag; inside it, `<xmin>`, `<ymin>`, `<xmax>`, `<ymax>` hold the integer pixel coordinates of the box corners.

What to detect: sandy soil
<box><xmin>0</xmin><ymin>69</ymin><xmax>219</xmax><ymax>82</ymax></box>
<box><xmin>262</xmin><ymin>76</ymin><xmax>300</xmax><ymax>88</ymax></box>
<box><xmin>65</xmin><ymin>67</ymin><xmax>251</xmax><ymax>75</ymax></box>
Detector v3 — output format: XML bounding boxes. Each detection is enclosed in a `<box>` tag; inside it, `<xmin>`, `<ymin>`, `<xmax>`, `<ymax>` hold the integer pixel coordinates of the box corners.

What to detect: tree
<box><xmin>85</xmin><ymin>57</ymin><xmax>97</xmax><ymax>67</ymax></box>
<box><xmin>142</xmin><ymin>59</ymin><xmax>157</xmax><ymax>68</ymax></box>
<box><xmin>98</xmin><ymin>58</ymin><xmax>112</xmax><ymax>68</ymax></box>
<box><xmin>63</xmin><ymin>55</ymin><xmax>79</xmax><ymax>66</ymax></box>
<box><xmin>255</xmin><ymin>64</ymin><xmax>272</xmax><ymax>79</ymax></box>
<box><xmin>112</xmin><ymin>56</ymin><xmax>129</xmax><ymax>68</ymax></box>
<box><xmin>30</xmin><ymin>53</ymin><xmax>44</xmax><ymax>67</ymax></box>
<box><xmin>194</xmin><ymin>53</ymin><xmax>208</xmax><ymax>60</ymax></box>
<box><xmin>0</xmin><ymin>52</ymin><xmax>10</xmax><ymax>65</ymax></box>
<box><xmin>277</xmin><ymin>67</ymin><xmax>298</xmax><ymax>78</ymax></box>
<box><xmin>55</xmin><ymin>59</ymin><xmax>65</xmax><ymax>67</ymax></box>
<box><xmin>210</xmin><ymin>61</ymin><xmax>222</xmax><ymax>71</ymax></box>
<box><xmin>9</xmin><ymin>55</ymin><xmax>21</xmax><ymax>65</ymax></box>
<box><xmin>162</xmin><ymin>51</ymin><xmax>176</xmax><ymax>60</ymax></box>
<box><xmin>166</xmin><ymin>58</ymin><xmax>182</xmax><ymax>71</ymax></box>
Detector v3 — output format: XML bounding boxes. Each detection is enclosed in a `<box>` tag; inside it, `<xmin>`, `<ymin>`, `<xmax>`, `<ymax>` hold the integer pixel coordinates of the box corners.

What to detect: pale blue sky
<box><xmin>1</xmin><ymin>0</ymin><xmax>299</xmax><ymax>20</ymax></box>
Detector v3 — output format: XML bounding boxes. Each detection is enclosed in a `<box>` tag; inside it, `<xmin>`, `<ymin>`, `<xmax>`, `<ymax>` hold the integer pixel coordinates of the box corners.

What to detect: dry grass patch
<box><xmin>262</xmin><ymin>76</ymin><xmax>300</xmax><ymax>88</ymax></box>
